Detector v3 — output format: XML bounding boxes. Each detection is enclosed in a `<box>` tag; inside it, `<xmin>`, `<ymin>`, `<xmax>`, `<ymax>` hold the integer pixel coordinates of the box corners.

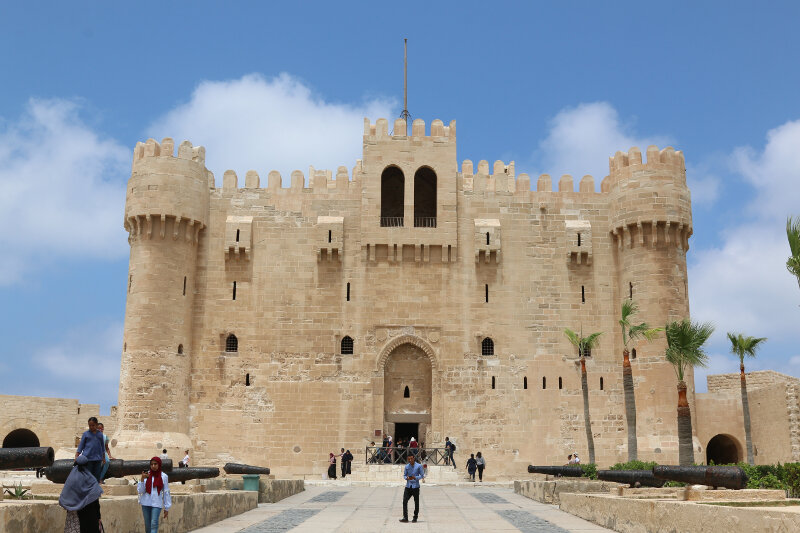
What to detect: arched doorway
<box><xmin>706</xmin><ymin>434</ymin><xmax>741</xmax><ymax>465</ymax></box>
<box><xmin>381</xmin><ymin>166</ymin><xmax>405</xmax><ymax>227</ymax></box>
<box><xmin>384</xmin><ymin>343</ymin><xmax>432</xmax><ymax>444</ymax></box>
<box><xmin>3</xmin><ymin>428</ymin><xmax>40</xmax><ymax>448</ymax></box>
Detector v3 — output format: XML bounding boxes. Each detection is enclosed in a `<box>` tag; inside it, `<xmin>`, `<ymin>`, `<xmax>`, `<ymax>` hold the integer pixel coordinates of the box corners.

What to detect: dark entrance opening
<box><xmin>2</xmin><ymin>428</ymin><xmax>40</xmax><ymax>448</ymax></box>
<box><xmin>381</xmin><ymin>166</ymin><xmax>405</xmax><ymax>226</ymax></box>
<box><xmin>413</xmin><ymin>167</ymin><xmax>437</xmax><ymax>227</ymax></box>
<box><xmin>394</xmin><ymin>423</ymin><xmax>419</xmax><ymax>445</ymax></box>
<box><xmin>706</xmin><ymin>434</ymin><xmax>740</xmax><ymax>465</ymax></box>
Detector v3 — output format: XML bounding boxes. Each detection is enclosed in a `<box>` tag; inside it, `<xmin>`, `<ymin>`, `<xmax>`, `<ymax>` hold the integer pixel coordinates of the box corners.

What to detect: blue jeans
<box><xmin>99</xmin><ymin>455</ymin><xmax>110</xmax><ymax>481</ymax></box>
<box><xmin>142</xmin><ymin>505</ymin><xmax>161</xmax><ymax>533</ymax></box>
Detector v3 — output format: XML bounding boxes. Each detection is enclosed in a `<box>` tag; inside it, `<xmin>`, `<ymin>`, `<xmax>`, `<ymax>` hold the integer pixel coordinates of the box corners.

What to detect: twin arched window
<box><xmin>341</xmin><ymin>336</ymin><xmax>354</xmax><ymax>355</ymax></box>
<box><xmin>481</xmin><ymin>337</ymin><xmax>494</xmax><ymax>356</ymax></box>
<box><xmin>380</xmin><ymin>166</ymin><xmax>437</xmax><ymax>227</ymax></box>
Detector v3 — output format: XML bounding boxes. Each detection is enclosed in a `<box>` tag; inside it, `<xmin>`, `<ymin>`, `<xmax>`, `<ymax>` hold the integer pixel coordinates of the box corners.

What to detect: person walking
<box><xmin>75</xmin><ymin>417</ymin><xmax>105</xmax><ymax>482</ymax></box>
<box><xmin>327</xmin><ymin>453</ymin><xmax>338</xmax><ymax>480</ymax></box>
<box><xmin>476</xmin><ymin>452</ymin><xmax>486</xmax><ymax>482</ymax></box>
<box><xmin>138</xmin><ymin>456</ymin><xmax>171</xmax><ymax>533</ymax></box>
<box><xmin>59</xmin><ymin>455</ymin><xmax>103</xmax><ymax>533</ymax></box>
<box><xmin>466</xmin><ymin>454</ymin><xmax>478</xmax><ymax>482</ymax></box>
<box><xmin>340</xmin><ymin>448</ymin><xmax>347</xmax><ymax>478</ymax></box>
<box><xmin>399</xmin><ymin>452</ymin><xmax>425</xmax><ymax>523</ymax></box>
<box><xmin>445</xmin><ymin>437</ymin><xmax>457</xmax><ymax>469</ymax></box>
<box><xmin>179</xmin><ymin>450</ymin><xmax>190</xmax><ymax>468</ymax></box>
<box><xmin>344</xmin><ymin>449</ymin><xmax>353</xmax><ymax>475</ymax></box>
<box><xmin>96</xmin><ymin>423</ymin><xmax>114</xmax><ymax>484</ymax></box>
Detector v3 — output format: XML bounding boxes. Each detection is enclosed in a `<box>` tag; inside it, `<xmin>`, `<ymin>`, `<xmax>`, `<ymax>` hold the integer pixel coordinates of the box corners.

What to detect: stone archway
<box><xmin>2</xmin><ymin>428</ymin><xmax>40</xmax><ymax>448</ymax></box>
<box><xmin>706</xmin><ymin>434</ymin><xmax>741</xmax><ymax>465</ymax></box>
<box><xmin>382</xmin><ymin>342</ymin><xmax>433</xmax><ymax>445</ymax></box>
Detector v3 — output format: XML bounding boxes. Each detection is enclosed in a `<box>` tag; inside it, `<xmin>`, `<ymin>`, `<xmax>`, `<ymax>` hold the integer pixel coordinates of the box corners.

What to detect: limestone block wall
<box><xmin>694</xmin><ymin>391</ymin><xmax>745</xmax><ymax>461</ymax></box>
<box><xmin>707</xmin><ymin>370</ymin><xmax>799</xmax><ymax>394</ymax></box>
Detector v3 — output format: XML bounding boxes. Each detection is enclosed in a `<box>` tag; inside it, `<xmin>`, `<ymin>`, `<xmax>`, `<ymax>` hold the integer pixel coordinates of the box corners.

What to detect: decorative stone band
<box><xmin>610</xmin><ymin>219</ymin><xmax>692</xmax><ymax>251</ymax></box>
<box><xmin>125</xmin><ymin>214</ymin><xmax>205</xmax><ymax>245</ymax></box>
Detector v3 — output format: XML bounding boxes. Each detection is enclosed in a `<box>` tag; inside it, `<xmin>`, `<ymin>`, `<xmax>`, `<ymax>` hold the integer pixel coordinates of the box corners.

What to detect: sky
<box><xmin>1</xmin><ymin>1</ymin><xmax>799</xmax><ymax>412</ymax></box>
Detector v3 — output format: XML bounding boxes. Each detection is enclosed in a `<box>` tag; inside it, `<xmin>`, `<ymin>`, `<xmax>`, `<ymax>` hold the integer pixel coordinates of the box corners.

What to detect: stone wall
<box><xmin>0</xmin><ymin>395</ymin><xmax>116</xmax><ymax>452</ymax></box>
<box><xmin>0</xmin><ymin>491</ymin><xmax>257</xmax><ymax>533</ymax></box>
<box><xmin>514</xmin><ymin>478</ymin><xmax>618</xmax><ymax>504</ymax></box>
<box><xmin>706</xmin><ymin>370</ymin><xmax>799</xmax><ymax>394</ymax></box>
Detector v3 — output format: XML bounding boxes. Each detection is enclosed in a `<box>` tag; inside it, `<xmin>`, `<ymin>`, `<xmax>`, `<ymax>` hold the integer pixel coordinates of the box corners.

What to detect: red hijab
<box><xmin>145</xmin><ymin>456</ymin><xmax>164</xmax><ymax>495</ymax></box>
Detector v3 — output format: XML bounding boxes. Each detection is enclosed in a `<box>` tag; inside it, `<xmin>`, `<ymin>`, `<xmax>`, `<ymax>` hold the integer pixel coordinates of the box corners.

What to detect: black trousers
<box><xmin>477</xmin><ymin>465</ymin><xmax>485</xmax><ymax>481</ymax></box>
<box><xmin>402</xmin><ymin>487</ymin><xmax>420</xmax><ymax>519</ymax></box>
<box><xmin>77</xmin><ymin>499</ymin><xmax>101</xmax><ymax>532</ymax></box>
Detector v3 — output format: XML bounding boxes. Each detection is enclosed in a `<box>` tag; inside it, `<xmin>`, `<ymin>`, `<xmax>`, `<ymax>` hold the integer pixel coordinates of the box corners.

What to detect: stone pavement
<box><xmin>192</xmin><ymin>485</ymin><xmax>611</xmax><ymax>532</ymax></box>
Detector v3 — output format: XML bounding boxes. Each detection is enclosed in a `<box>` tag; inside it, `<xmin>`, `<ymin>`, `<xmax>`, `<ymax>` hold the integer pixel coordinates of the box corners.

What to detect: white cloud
<box><xmin>0</xmin><ymin>99</ymin><xmax>129</xmax><ymax>284</ymax></box>
<box><xmin>147</xmin><ymin>73</ymin><xmax>395</xmax><ymax>183</ymax></box>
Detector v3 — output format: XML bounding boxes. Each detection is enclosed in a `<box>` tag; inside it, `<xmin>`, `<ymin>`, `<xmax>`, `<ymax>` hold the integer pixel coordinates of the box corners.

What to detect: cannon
<box><xmin>527</xmin><ymin>465</ymin><xmax>584</xmax><ymax>477</ymax></box>
<box><xmin>165</xmin><ymin>467</ymin><xmax>220</xmax><ymax>483</ymax></box>
<box><xmin>0</xmin><ymin>447</ymin><xmax>55</xmax><ymax>469</ymax></box>
<box><xmin>43</xmin><ymin>458</ymin><xmax>173</xmax><ymax>483</ymax></box>
<box><xmin>597</xmin><ymin>469</ymin><xmax>666</xmax><ymax>488</ymax></box>
<box><xmin>652</xmin><ymin>465</ymin><xmax>748</xmax><ymax>489</ymax></box>
<box><xmin>223</xmin><ymin>463</ymin><xmax>271</xmax><ymax>475</ymax></box>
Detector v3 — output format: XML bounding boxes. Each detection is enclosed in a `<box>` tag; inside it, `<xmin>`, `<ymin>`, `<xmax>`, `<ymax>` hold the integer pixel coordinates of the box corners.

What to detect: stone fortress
<box><xmin>3</xmin><ymin>116</ymin><xmax>798</xmax><ymax>478</ymax></box>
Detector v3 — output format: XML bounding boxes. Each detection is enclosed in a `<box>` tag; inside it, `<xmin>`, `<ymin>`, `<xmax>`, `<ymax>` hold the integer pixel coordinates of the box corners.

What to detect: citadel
<box><xmin>3</xmin><ymin>117</ymin><xmax>800</xmax><ymax>478</ymax></box>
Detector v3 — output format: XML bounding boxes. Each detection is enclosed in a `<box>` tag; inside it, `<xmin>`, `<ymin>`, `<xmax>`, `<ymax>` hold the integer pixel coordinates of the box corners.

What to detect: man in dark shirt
<box><xmin>399</xmin><ymin>453</ymin><xmax>425</xmax><ymax>523</ymax></box>
<box><xmin>75</xmin><ymin>417</ymin><xmax>106</xmax><ymax>482</ymax></box>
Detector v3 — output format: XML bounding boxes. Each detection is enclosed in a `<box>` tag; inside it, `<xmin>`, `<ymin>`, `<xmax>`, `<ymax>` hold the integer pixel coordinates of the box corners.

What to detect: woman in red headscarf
<box><xmin>137</xmin><ymin>456</ymin><xmax>172</xmax><ymax>533</ymax></box>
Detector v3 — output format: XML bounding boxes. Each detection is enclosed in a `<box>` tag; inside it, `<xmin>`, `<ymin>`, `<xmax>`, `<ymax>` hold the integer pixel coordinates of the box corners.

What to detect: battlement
<box><xmin>363</xmin><ymin>118</ymin><xmax>456</xmax><ymax>142</ymax></box>
<box><xmin>460</xmin><ymin>158</ymin><xmax>598</xmax><ymax>197</ymax></box>
<box><xmin>132</xmin><ymin>137</ymin><xmax>206</xmax><ymax>167</ymax></box>
<box><xmin>608</xmin><ymin>145</ymin><xmax>685</xmax><ymax>173</ymax></box>
<box><xmin>216</xmin><ymin>163</ymin><xmax>362</xmax><ymax>194</ymax></box>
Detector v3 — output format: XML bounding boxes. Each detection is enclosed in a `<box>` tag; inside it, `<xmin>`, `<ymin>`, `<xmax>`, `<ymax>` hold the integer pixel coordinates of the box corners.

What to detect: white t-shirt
<box><xmin>182</xmin><ymin>454</ymin><xmax>190</xmax><ymax>466</ymax></box>
<box><xmin>137</xmin><ymin>472</ymin><xmax>172</xmax><ymax>510</ymax></box>
<box><xmin>573</xmin><ymin>456</ymin><xmax>581</xmax><ymax>464</ymax></box>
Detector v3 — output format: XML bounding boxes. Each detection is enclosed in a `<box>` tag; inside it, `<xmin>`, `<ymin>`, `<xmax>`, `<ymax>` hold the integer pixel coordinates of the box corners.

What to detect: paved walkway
<box><xmin>192</xmin><ymin>485</ymin><xmax>611</xmax><ymax>532</ymax></box>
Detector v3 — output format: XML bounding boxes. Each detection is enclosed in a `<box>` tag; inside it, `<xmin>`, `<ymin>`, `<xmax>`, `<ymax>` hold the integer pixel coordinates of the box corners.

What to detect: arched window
<box><xmin>381</xmin><ymin>166</ymin><xmax>405</xmax><ymax>227</ymax></box>
<box><xmin>341</xmin><ymin>336</ymin><xmax>354</xmax><ymax>355</ymax></box>
<box><xmin>404</xmin><ymin>386</ymin><xmax>410</xmax><ymax>398</ymax></box>
<box><xmin>524</xmin><ymin>376</ymin><xmax>528</xmax><ymax>389</ymax></box>
<box><xmin>558</xmin><ymin>376</ymin><xmax>563</xmax><ymax>389</ymax></box>
<box><xmin>177</xmin><ymin>344</ymin><xmax>183</xmax><ymax>354</ymax></box>
<box><xmin>581</xmin><ymin>345</ymin><xmax>592</xmax><ymax>358</ymax></box>
<box><xmin>226</xmin><ymin>334</ymin><xmax>238</xmax><ymax>353</ymax></box>
<box><xmin>481</xmin><ymin>337</ymin><xmax>494</xmax><ymax>356</ymax></box>
<box><xmin>414</xmin><ymin>166</ymin><xmax>437</xmax><ymax>227</ymax></box>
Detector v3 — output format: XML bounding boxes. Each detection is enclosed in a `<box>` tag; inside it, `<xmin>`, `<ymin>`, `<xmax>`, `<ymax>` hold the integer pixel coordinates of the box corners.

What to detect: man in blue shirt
<box><xmin>75</xmin><ymin>417</ymin><xmax>106</xmax><ymax>482</ymax></box>
<box><xmin>399</xmin><ymin>453</ymin><xmax>425</xmax><ymax>523</ymax></box>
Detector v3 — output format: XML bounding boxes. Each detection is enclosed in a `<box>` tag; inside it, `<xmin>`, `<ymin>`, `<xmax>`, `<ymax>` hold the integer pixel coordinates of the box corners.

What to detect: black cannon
<box><xmin>43</xmin><ymin>458</ymin><xmax>173</xmax><ymax>483</ymax></box>
<box><xmin>652</xmin><ymin>465</ymin><xmax>748</xmax><ymax>489</ymax></box>
<box><xmin>165</xmin><ymin>467</ymin><xmax>220</xmax><ymax>483</ymax></box>
<box><xmin>0</xmin><ymin>447</ymin><xmax>55</xmax><ymax>469</ymax></box>
<box><xmin>597</xmin><ymin>469</ymin><xmax>666</xmax><ymax>488</ymax></box>
<box><xmin>223</xmin><ymin>463</ymin><xmax>271</xmax><ymax>475</ymax></box>
<box><xmin>527</xmin><ymin>465</ymin><xmax>584</xmax><ymax>477</ymax></box>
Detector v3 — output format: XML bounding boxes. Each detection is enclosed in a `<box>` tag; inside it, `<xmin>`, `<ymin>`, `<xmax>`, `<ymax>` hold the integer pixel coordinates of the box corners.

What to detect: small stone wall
<box><xmin>707</xmin><ymin>371</ymin><xmax>800</xmax><ymax>393</ymax></box>
<box><xmin>203</xmin><ymin>477</ymin><xmax>305</xmax><ymax>503</ymax></box>
<box><xmin>559</xmin><ymin>492</ymin><xmax>800</xmax><ymax>533</ymax></box>
<box><xmin>514</xmin><ymin>478</ymin><xmax>618</xmax><ymax>504</ymax></box>
<box><xmin>0</xmin><ymin>490</ymin><xmax>257</xmax><ymax>533</ymax></box>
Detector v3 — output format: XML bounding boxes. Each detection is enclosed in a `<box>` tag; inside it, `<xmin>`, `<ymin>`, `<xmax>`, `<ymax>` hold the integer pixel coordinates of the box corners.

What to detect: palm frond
<box><xmin>563</xmin><ymin>328</ymin><xmax>581</xmax><ymax>349</ymax></box>
<box><xmin>665</xmin><ymin>319</ymin><xmax>714</xmax><ymax>381</ymax></box>
<box><xmin>788</xmin><ymin>216</ymin><xmax>800</xmax><ymax>288</ymax></box>
<box><xmin>728</xmin><ymin>332</ymin><xmax>767</xmax><ymax>362</ymax></box>
<box><xmin>583</xmin><ymin>332</ymin><xmax>604</xmax><ymax>349</ymax></box>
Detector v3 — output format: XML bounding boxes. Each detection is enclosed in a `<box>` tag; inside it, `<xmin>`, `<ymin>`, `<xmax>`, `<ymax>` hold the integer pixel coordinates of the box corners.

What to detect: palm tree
<box><xmin>564</xmin><ymin>328</ymin><xmax>603</xmax><ymax>465</ymax></box>
<box><xmin>727</xmin><ymin>332</ymin><xmax>767</xmax><ymax>465</ymax></box>
<box><xmin>788</xmin><ymin>216</ymin><xmax>800</xmax><ymax>290</ymax></box>
<box><xmin>665</xmin><ymin>319</ymin><xmax>714</xmax><ymax>466</ymax></box>
<box><xmin>619</xmin><ymin>299</ymin><xmax>662</xmax><ymax>461</ymax></box>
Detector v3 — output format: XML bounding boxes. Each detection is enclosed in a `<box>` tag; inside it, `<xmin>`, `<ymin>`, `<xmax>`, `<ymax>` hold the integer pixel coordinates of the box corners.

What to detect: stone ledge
<box><xmin>0</xmin><ymin>490</ymin><xmax>257</xmax><ymax>533</ymax></box>
<box><xmin>514</xmin><ymin>479</ymin><xmax>620</xmax><ymax>504</ymax></box>
<box><xmin>559</xmin><ymin>492</ymin><xmax>800</xmax><ymax>533</ymax></box>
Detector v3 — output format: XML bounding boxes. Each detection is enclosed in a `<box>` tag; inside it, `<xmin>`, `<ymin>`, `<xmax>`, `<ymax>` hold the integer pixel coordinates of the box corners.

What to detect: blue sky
<box><xmin>1</xmin><ymin>2</ymin><xmax>799</xmax><ymax>412</ymax></box>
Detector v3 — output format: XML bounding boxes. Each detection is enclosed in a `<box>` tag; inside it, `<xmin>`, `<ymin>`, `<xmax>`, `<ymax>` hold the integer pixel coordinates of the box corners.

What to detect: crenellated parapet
<box><xmin>125</xmin><ymin>137</ymin><xmax>210</xmax><ymax>245</ymax></box>
<box><xmin>604</xmin><ymin>146</ymin><xmax>692</xmax><ymax>251</ymax></box>
<box><xmin>216</xmin><ymin>164</ymin><xmax>361</xmax><ymax>195</ymax></box>
<box><xmin>363</xmin><ymin>117</ymin><xmax>456</xmax><ymax>145</ymax></box>
<box><xmin>459</xmin><ymin>162</ymin><xmax>598</xmax><ymax>197</ymax></box>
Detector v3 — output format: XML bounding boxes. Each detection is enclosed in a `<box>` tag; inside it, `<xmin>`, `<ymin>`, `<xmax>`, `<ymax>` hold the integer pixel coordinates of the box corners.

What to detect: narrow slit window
<box><xmin>233</xmin><ymin>281</ymin><xmax>237</xmax><ymax>300</ymax></box>
<box><xmin>486</xmin><ymin>232</ymin><xmax>490</xmax><ymax>245</ymax></box>
<box><xmin>542</xmin><ymin>377</ymin><xmax>547</xmax><ymax>390</ymax></box>
<box><xmin>631</xmin><ymin>348</ymin><xmax>637</xmax><ymax>360</ymax></box>
<box><xmin>485</xmin><ymin>284</ymin><xmax>489</xmax><ymax>303</ymax></box>
<box><xmin>123</xmin><ymin>343</ymin><xmax>126</xmax><ymax>352</ymax></box>
<box><xmin>581</xmin><ymin>285</ymin><xmax>585</xmax><ymax>303</ymax></box>
<box><xmin>629</xmin><ymin>282</ymin><xmax>633</xmax><ymax>299</ymax></box>
<box><xmin>128</xmin><ymin>275</ymin><xmax>132</xmax><ymax>293</ymax></box>
<box><xmin>524</xmin><ymin>376</ymin><xmax>528</xmax><ymax>390</ymax></box>
<box><xmin>600</xmin><ymin>377</ymin><xmax>604</xmax><ymax>390</ymax></box>
<box><xmin>491</xmin><ymin>376</ymin><xmax>496</xmax><ymax>389</ymax></box>
<box><xmin>245</xmin><ymin>373</ymin><xmax>250</xmax><ymax>386</ymax></box>
<box><xmin>559</xmin><ymin>377</ymin><xmax>563</xmax><ymax>390</ymax></box>
<box><xmin>404</xmin><ymin>386</ymin><xmax>410</xmax><ymax>398</ymax></box>
<box><xmin>341</xmin><ymin>336</ymin><xmax>354</xmax><ymax>355</ymax></box>
<box><xmin>183</xmin><ymin>276</ymin><xmax>187</xmax><ymax>296</ymax></box>
<box><xmin>577</xmin><ymin>233</ymin><xmax>581</xmax><ymax>246</ymax></box>
<box><xmin>328</xmin><ymin>230</ymin><xmax>332</xmax><ymax>243</ymax></box>
<box><xmin>346</xmin><ymin>282</ymin><xmax>351</xmax><ymax>302</ymax></box>
<box><xmin>236</xmin><ymin>229</ymin><xmax>240</xmax><ymax>242</ymax></box>
<box><xmin>177</xmin><ymin>344</ymin><xmax>183</xmax><ymax>354</ymax></box>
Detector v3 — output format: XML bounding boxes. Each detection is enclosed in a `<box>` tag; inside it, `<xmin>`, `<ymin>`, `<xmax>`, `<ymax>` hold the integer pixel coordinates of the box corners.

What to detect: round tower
<box><xmin>604</xmin><ymin>145</ymin><xmax>695</xmax><ymax>464</ymax></box>
<box><xmin>114</xmin><ymin>138</ymin><xmax>209</xmax><ymax>458</ymax></box>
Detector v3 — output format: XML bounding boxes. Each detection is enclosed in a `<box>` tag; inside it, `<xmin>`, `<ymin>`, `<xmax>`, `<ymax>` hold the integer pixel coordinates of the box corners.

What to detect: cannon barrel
<box><xmin>223</xmin><ymin>463</ymin><xmax>271</xmax><ymax>475</ymax></box>
<box><xmin>597</xmin><ymin>469</ymin><xmax>665</xmax><ymax>488</ymax></box>
<box><xmin>43</xmin><ymin>458</ymin><xmax>173</xmax><ymax>483</ymax></box>
<box><xmin>0</xmin><ymin>447</ymin><xmax>55</xmax><ymax>469</ymax></box>
<box><xmin>527</xmin><ymin>465</ymin><xmax>584</xmax><ymax>477</ymax></box>
<box><xmin>652</xmin><ymin>465</ymin><xmax>748</xmax><ymax>489</ymax></box>
<box><xmin>166</xmin><ymin>467</ymin><xmax>220</xmax><ymax>483</ymax></box>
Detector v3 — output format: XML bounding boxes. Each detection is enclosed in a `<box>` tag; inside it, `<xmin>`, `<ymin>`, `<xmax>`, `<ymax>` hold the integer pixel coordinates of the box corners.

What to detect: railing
<box><xmin>380</xmin><ymin>217</ymin><xmax>404</xmax><ymax>227</ymax></box>
<box><xmin>414</xmin><ymin>217</ymin><xmax>437</xmax><ymax>228</ymax></box>
<box><xmin>365</xmin><ymin>446</ymin><xmax>452</xmax><ymax>466</ymax></box>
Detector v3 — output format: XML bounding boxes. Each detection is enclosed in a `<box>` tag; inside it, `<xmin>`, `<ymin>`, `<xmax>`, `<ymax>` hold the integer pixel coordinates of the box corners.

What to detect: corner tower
<box><xmin>114</xmin><ymin>138</ymin><xmax>210</xmax><ymax>457</ymax></box>
<box><xmin>604</xmin><ymin>145</ymin><xmax>695</xmax><ymax>463</ymax></box>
